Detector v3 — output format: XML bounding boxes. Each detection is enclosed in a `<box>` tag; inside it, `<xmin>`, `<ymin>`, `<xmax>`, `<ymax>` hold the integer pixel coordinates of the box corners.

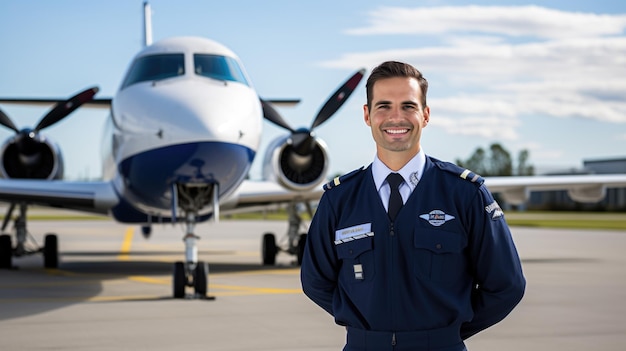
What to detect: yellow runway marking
<box><xmin>118</xmin><ymin>227</ymin><xmax>134</xmax><ymax>261</ymax></box>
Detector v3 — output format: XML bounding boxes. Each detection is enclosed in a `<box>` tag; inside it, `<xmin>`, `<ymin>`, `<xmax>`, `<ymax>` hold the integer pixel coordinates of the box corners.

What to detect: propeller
<box><xmin>0</xmin><ymin>109</ymin><xmax>19</xmax><ymax>133</ymax></box>
<box><xmin>261</xmin><ymin>100</ymin><xmax>295</xmax><ymax>133</ymax></box>
<box><xmin>0</xmin><ymin>87</ymin><xmax>99</xmax><ymax>176</ymax></box>
<box><xmin>0</xmin><ymin>86</ymin><xmax>98</xmax><ymax>136</ymax></box>
<box><xmin>261</xmin><ymin>68</ymin><xmax>366</xmax><ymax>156</ymax></box>
<box><xmin>35</xmin><ymin>87</ymin><xmax>99</xmax><ymax>132</ymax></box>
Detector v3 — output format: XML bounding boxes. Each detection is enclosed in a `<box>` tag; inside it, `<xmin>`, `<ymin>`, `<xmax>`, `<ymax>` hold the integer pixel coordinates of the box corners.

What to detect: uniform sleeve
<box><xmin>300</xmin><ymin>194</ymin><xmax>339</xmax><ymax>316</ymax></box>
<box><xmin>461</xmin><ymin>185</ymin><xmax>526</xmax><ymax>340</ymax></box>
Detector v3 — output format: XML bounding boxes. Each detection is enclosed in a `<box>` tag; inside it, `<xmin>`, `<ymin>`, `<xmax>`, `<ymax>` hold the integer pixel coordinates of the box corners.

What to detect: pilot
<box><xmin>300</xmin><ymin>61</ymin><xmax>526</xmax><ymax>351</ymax></box>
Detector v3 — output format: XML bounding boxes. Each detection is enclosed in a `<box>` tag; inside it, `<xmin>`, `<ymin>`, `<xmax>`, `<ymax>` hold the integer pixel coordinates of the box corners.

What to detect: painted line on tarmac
<box><xmin>118</xmin><ymin>227</ymin><xmax>134</xmax><ymax>261</ymax></box>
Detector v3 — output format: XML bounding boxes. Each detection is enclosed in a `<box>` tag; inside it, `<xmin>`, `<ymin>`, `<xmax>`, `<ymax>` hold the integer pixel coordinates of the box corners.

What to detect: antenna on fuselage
<box><xmin>143</xmin><ymin>1</ymin><xmax>153</xmax><ymax>47</ymax></box>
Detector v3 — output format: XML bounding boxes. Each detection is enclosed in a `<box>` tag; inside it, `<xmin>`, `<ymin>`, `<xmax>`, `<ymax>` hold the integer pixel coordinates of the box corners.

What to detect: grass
<box><xmin>503</xmin><ymin>211</ymin><xmax>626</xmax><ymax>231</ymax></box>
<box><xmin>2</xmin><ymin>209</ymin><xmax>624</xmax><ymax>231</ymax></box>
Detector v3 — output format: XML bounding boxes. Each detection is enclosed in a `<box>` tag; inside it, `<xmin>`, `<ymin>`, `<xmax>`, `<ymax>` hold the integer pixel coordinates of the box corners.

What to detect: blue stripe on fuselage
<box><xmin>111</xmin><ymin>141</ymin><xmax>254</xmax><ymax>223</ymax></box>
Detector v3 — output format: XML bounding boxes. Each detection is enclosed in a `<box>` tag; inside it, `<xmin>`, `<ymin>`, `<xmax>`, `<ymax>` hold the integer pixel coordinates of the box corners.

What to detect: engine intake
<box><xmin>0</xmin><ymin>134</ymin><xmax>64</xmax><ymax>180</ymax></box>
<box><xmin>263</xmin><ymin>135</ymin><xmax>329</xmax><ymax>191</ymax></box>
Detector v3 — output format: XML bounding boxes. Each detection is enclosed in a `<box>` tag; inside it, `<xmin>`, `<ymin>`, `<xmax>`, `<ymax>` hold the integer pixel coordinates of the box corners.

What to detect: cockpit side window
<box><xmin>193</xmin><ymin>54</ymin><xmax>249</xmax><ymax>86</ymax></box>
<box><xmin>121</xmin><ymin>53</ymin><xmax>185</xmax><ymax>89</ymax></box>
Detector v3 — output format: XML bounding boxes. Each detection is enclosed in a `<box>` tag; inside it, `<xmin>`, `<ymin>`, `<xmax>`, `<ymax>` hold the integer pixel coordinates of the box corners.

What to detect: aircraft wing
<box><xmin>225</xmin><ymin>174</ymin><xmax>626</xmax><ymax>213</ymax></box>
<box><xmin>0</xmin><ymin>179</ymin><xmax>118</xmax><ymax>215</ymax></box>
<box><xmin>0</xmin><ymin>97</ymin><xmax>112</xmax><ymax>109</ymax></box>
<box><xmin>484</xmin><ymin>174</ymin><xmax>626</xmax><ymax>204</ymax></box>
<box><xmin>221</xmin><ymin>180</ymin><xmax>324</xmax><ymax>214</ymax></box>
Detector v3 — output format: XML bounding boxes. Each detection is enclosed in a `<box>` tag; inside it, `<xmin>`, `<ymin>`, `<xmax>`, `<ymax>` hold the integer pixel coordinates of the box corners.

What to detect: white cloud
<box><xmin>346</xmin><ymin>5</ymin><xmax>626</xmax><ymax>39</ymax></box>
<box><xmin>430</xmin><ymin>113</ymin><xmax>520</xmax><ymax>140</ymax></box>
<box><xmin>319</xmin><ymin>4</ymin><xmax>626</xmax><ymax>142</ymax></box>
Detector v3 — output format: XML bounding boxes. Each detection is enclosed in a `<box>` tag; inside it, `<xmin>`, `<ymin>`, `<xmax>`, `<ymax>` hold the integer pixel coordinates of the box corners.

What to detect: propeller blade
<box><xmin>34</xmin><ymin>86</ymin><xmax>99</xmax><ymax>132</ymax></box>
<box><xmin>0</xmin><ymin>108</ymin><xmax>19</xmax><ymax>133</ymax></box>
<box><xmin>310</xmin><ymin>68</ymin><xmax>365</xmax><ymax>130</ymax></box>
<box><xmin>261</xmin><ymin>99</ymin><xmax>294</xmax><ymax>132</ymax></box>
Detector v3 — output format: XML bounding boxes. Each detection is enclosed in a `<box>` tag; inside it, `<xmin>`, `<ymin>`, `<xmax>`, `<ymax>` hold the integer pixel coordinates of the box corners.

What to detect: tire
<box><xmin>0</xmin><ymin>234</ymin><xmax>12</xmax><ymax>269</ymax></box>
<box><xmin>193</xmin><ymin>261</ymin><xmax>207</xmax><ymax>297</ymax></box>
<box><xmin>297</xmin><ymin>233</ymin><xmax>307</xmax><ymax>266</ymax></box>
<box><xmin>262</xmin><ymin>233</ymin><xmax>277</xmax><ymax>265</ymax></box>
<box><xmin>43</xmin><ymin>234</ymin><xmax>59</xmax><ymax>269</ymax></box>
<box><xmin>173</xmin><ymin>261</ymin><xmax>186</xmax><ymax>298</ymax></box>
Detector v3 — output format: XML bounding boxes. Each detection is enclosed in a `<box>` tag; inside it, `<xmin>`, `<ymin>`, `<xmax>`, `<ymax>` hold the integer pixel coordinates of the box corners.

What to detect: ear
<box><xmin>363</xmin><ymin>104</ymin><xmax>371</xmax><ymax>126</ymax></box>
<box><xmin>422</xmin><ymin>105</ymin><xmax>430</xmax><ymax>126</ymax></box>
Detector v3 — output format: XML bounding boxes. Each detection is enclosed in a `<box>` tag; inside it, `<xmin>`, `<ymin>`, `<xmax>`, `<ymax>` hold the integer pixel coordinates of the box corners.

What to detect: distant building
<box><xmin>527</xmin><ymin>157</ymin><xmax>626</xmax><ymax>211</ymax></box>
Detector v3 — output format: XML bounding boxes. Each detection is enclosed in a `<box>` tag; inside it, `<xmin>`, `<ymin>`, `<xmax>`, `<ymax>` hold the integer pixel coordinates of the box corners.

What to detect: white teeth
<box><xmin>386</xmin><ymin>129</ymin><xmax>408</xmax><ymax>134</ymax></box>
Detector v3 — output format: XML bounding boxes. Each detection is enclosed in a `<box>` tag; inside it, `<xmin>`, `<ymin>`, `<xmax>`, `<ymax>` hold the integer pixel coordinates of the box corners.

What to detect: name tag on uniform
<box><xmin>334</xmin><ymin>223</ymin><xmax>372</xmax><ymax>245</ymax></box>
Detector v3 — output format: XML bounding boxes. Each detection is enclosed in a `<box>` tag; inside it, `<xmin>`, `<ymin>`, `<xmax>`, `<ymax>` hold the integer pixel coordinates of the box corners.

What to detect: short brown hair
<box><xmin>366</xmin><ymin>61</ymin><xmax>428</xmax><ymax>110</ymax></box>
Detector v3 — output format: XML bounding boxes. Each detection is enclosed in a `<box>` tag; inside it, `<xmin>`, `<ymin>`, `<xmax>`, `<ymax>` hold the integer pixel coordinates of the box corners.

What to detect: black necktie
<box><xmin>386</xmin><ymin>173</ymin><xmax>404</xmax><ymax>221</ymax></box>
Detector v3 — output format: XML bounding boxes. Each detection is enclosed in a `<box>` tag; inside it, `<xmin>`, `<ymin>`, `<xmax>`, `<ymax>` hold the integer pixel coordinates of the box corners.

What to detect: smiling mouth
<box><xmin>385</xmin><ymin>128</ymin><xmax>409</xmax><ymax>135</ymax></box>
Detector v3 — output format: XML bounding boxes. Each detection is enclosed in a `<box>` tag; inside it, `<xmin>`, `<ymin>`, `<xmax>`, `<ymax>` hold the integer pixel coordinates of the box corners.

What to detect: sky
<box><xmin>1</xmin><ymin>0</ymin><xmax>625</xmax><ymax>180</ymax></box>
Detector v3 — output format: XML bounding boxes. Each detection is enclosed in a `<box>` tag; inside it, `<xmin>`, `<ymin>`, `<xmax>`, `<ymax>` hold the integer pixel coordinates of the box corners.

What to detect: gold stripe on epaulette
<box><xmin>460</xmin><ymin>169</ymin><xmax>471</xmax><ymax>179</ymax></box>
<box><xmin>333</xmin><ymin>177</ymin><xmax>340</xmax><ymax>186</ymax></box>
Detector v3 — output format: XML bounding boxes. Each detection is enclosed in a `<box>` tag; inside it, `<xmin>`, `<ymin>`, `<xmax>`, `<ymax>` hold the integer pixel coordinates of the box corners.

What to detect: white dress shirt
<box><xmin>372</xmin><ymin>149</ymin><xmax>426</xmax><ymax>212</ymax></box>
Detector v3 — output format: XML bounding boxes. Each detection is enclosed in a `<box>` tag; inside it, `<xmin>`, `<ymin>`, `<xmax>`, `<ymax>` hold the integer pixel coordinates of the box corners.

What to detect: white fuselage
<box><xmin>101</xmin><ymin>37</ymin><xmax>262</xmax><ymax>222</ymax></box>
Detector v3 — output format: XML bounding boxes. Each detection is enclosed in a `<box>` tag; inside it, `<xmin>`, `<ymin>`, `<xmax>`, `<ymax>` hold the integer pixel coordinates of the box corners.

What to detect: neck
<box><xmin>378</xmin><ymin>148</ymin><xmax>420</xmax><ymax>171</ymax></box>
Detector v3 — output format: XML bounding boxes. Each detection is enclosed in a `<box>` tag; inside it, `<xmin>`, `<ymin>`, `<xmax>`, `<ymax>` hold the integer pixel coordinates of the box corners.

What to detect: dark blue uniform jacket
<box><xmin>301</xmin><ymin>156</ymin><xmax>525</xmax><ymax>344</ymax></box>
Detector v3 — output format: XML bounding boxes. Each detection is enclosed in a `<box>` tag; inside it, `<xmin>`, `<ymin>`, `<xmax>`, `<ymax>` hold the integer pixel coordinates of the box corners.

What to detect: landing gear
<box><xmin>171</xmin><ymin>212</ymin><xmax>212</xmax><ymax>299</ymax></box>
<box><xmin>173</xmin><ymin>260</ymin><xmax>209</xmax><ymax>299</ymax></box>
<box><xmin>262</xmin><ymin>233</ymin><xmax>277</xmax><ymax>265</ymax></box>
<box><xmin>0</xmin><ymin>234</ymin><xmax>11</xmax><ymax>269</ymax></box>
<box><xmin>261</xmin><ymin>202</ymin><xmax>309</xmax><ymax>266</ymax></box>
<box><xmin>43</xmin><ymin>234</ymin><xmax>59</xmax><ymax>268</ymax></box>
<box><xmin>0</xmin><ymin>203</ymin><xmax>59</xmax><ymax>270</ymax></box>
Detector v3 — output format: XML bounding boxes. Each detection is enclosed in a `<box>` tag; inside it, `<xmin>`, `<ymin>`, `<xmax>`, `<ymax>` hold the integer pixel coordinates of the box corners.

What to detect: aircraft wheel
<box><xmin>173</xmin><ymin>261</ymin><xmax>186</xmax><ymax>298</ymax></box>
<box><xmin>43</xmin><ymin>234</ymin><xmax>59</xmax><ymax>268</ymax></box>
<box><xmin>297</xmin><ymin>233</ymin><xmax>307</xmax><ymax>266</ymax></box>
<box><xmin>262</xmin><ymin>233</ymin><xmax>277</xmax><ymax>265</ymax></box>
<box><xmin>194</xmin><ymin>261</ymin><xmax>207</xmax><ymax>297</ymax></box>
<box><xmin>0</xmin><ymin>234</ymin><xmax>11</xmax><ymax>269</ymax></box>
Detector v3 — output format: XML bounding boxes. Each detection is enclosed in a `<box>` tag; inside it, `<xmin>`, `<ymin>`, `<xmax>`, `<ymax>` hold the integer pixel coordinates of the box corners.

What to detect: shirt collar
<box><xmin>372</xmin><ymin>149</ymin><xmax>426</xmax><ymax>192</ymax></box>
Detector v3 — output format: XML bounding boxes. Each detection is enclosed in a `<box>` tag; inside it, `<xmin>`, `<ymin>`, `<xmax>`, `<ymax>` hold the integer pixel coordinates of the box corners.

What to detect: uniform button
<box><xmin>436</xmin><ymin>244</ymin><xmax>442</xmax><ymax>250</ymax></box>
<box><xmin>349</xmin><ymin>250</ymin><xmax>353</xmax><ymax>255</ymax></box>
<box><xmin>390</xmin><ymin>230</ymin><xmax>395</xmax><ymax>236</ymax></box>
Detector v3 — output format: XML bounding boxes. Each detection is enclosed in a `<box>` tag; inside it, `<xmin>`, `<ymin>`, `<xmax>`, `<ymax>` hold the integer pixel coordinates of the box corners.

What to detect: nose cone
<box><xmin>113</xmin><ymin>78</ymin><xmax>262</xmax><ymax>148</ymax></box>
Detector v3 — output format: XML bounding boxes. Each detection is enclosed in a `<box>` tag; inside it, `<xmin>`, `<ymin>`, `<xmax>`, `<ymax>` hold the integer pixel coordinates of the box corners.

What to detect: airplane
<box><xmin>1</xmin><ymin>2</ymin><xmax>626</xmax><ymax>299</ymax></box>
<box><xmin>0</xmin><ymin>2</ymin><xmax>364</xmax><ymax>298</ymax></box>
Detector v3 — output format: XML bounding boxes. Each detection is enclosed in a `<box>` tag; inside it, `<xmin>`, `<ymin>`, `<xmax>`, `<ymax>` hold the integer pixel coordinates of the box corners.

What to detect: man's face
<box><xmin>363</xmin><ymin>76</ymin><xmax>430</xmax><ymax>161</ymax></box>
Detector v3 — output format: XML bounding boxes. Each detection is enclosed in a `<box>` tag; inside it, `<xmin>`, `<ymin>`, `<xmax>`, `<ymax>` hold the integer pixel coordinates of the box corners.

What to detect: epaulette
<box><xmin>434</xmin><ymin>160</ymin><xmax>484</xmax><ymax>186</ymax></box>
<box><xmin>323</xmin><ymin>166</ymin><xmax>365</xmax><ymax>191</ymax></box>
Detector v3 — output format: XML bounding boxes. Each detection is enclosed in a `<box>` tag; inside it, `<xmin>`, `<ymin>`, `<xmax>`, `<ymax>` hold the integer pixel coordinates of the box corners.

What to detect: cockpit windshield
<box><xmin>121</xmin><ymin>53</ymin><xmax>185</xmax><ymax>89</ymax></box>
<box><xmin>193</xmin><ymin>54</ymin><xmax>249</xmax><ymax>86</ymax></box>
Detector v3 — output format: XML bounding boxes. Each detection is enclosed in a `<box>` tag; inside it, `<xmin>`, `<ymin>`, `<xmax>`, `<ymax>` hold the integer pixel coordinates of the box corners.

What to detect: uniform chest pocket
<box><xmin>336</xmin><ymin>236</ymin><xmax>375</xmax><ymax>283</ymax></box>
<box><xmin>413</xmin><ymin>229</ymin><xmax>467</xmax><ymax>285</ymax></box>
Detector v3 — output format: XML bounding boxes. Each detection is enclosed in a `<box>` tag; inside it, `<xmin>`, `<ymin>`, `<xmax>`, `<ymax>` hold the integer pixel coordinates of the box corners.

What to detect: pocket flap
<box><xmin>414</xmin><ymin>229</ymin><xmax>463</xmax><ymax>254</ymax></box>
<box><xmin>336</xmin><ymin>236</ymin><xmax>374</xmax><ymax>259</ymax></box>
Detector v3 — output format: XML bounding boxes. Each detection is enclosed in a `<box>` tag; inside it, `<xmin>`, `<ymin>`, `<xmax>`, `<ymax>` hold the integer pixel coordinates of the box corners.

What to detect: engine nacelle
<box><xmin>262</xmin><ymin>134</ymin><xmax>329</xmax><ymax>191</ymax></box>
<box><xmin>0</xmin><ymin>133</ymin><xmax>64</xmax><ymax>180</ymax></box>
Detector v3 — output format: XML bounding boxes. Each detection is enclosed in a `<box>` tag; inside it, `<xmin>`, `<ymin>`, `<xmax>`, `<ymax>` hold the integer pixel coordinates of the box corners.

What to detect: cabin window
<box><xmin>121</xmin><ymin>53</ymin><xmax>185</xmax><ymax>89</ymax></box>
<box><xmin>193</xmin><ymin>54</ymin><xmax>249</xmax><ymax>86</ymax></box>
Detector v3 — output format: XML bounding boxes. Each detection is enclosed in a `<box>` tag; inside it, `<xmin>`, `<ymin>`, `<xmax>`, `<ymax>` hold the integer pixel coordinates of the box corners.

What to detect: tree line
<box><xmin>456</xmin><ymin>143</ymin><xmax>534</xmax><ymax>177</ymax></box>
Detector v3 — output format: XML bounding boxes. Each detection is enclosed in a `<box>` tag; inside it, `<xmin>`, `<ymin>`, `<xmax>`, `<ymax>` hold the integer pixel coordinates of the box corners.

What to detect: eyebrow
<box><xmin>374</xmin><ymin>100</ymin><xmax>419</xmax><ymax>107</ymax></box>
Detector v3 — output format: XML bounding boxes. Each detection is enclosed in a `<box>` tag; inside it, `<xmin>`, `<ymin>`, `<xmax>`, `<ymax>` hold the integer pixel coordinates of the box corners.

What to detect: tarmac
<box><xmin>1</xmin><ymin>218</ymin><xmax>625</xmax><ymax>350</ymax></box>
